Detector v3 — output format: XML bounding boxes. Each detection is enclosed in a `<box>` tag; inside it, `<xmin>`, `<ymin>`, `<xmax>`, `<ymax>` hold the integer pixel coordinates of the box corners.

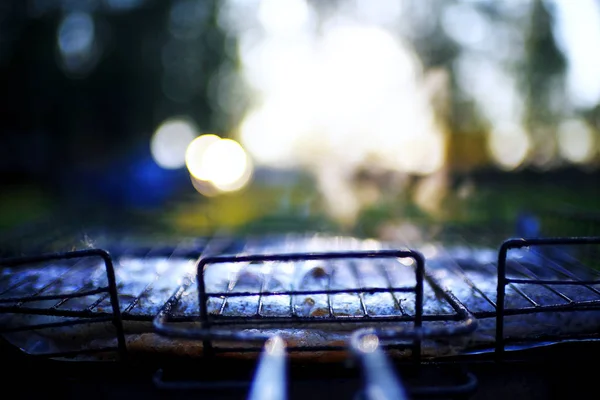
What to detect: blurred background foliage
<box><xmin>0</xmin><ymin>0</ymin><xmax>599</xmax><ymax>242</ymax></box>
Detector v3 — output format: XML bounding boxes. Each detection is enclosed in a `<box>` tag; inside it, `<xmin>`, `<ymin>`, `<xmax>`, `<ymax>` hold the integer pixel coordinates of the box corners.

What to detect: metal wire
<box><xmin>149</xmin><ymin>250</ymin><xmax>427</xmax><ymax>356</ymax></box>
<box><xmin>505</xmin><ymin>259</ymin><xmax>573</xmax><ymax>303</ymax></box>
<box><xmin>378</xmin><ymin>260</ymin><xmax>409</xmax><ymax>316</ymax></box>
<box><xmin>122</xmin><ymin>243</ymin><xmax>203</xmax><ymax>315</ymax></box>
<box><xmin>217</xmin><ymin>260</ymin><xmax>251</xmax><ymax>316</ymax></box>
<box><xmin>453</xmin><ymin>237</ymin><xmax>543</xmax><ymax>307</ymax></box>
<box><xmin>325</xmin><ymin>264</ymin><xmax>334</xmax><ymax>318</ymax></box>
<box><xmin>50</xmin><ymin>261</ymin><xmax>109</xmax><ymax>310</ymax></box>
<box><xmin>256</xmin><ymin>264</ymin><xmax>273</xmax><ymax>316</ymax></box>
<box><xmin>430</xmin><ymin>246</ymin><xmax>497</xmax><ymax>309</ymax></box>
<box><xmin>495</xmin><ymin>237</ymin><xmax>600</xmax><ymax>359</ymax></box>
<box><xmin>0</xmin><ymin>249</ymin><xmax>127</xmax><ymax>360</ymax></box>
<box><xmin>3</xmin><ymin>231</ymin><xmax>600</xmax><ymax>367</ymax></box>
<box><xmin>86</xmin><ymin>246</ymin><xmax>156</xmax><ymax>313</ymax></box>
<box><xmin>348</xmin><ymin>260</ymin><xmax>369</xmax><ymax>317</ymax></box>
<box><xmin>13</xmin><ymin>259</ymin><xmax>87</xmax><ymax>307</ymax></box>
<box><xmin>523</xmin><ymin>249</ymin><xmax>600</xmax><ymax>296</ymax></box>
<box><xmin>436</xmin><ymin>232</ymin><xmax>592</xmax><ymax>310</ymax></box>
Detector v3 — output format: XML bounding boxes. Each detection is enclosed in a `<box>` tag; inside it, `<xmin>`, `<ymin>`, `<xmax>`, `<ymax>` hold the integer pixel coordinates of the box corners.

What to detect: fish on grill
<box><xmin>1</xmin><ymin>235</ymin><xmax>600</xmax><ymax>361</ymax></box>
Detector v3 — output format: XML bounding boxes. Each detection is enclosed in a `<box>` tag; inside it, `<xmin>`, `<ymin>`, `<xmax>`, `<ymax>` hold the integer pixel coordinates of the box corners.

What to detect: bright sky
<box><xmin>551</xmin><ymin>0</ymin><xmax>600</xmax><ymax>109</ymax></box>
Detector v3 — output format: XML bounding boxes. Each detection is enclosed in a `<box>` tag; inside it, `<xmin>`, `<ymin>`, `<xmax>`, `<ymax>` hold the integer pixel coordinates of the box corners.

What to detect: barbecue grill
<box><xmin>2</xmin><ymin>211</ymin><xmax>600</xmax><ymax>400</ymax></box>
<box><xmin>3</xmin><ymin>1</ymin><xmax>600</xmax><ymax>398</ymax></box>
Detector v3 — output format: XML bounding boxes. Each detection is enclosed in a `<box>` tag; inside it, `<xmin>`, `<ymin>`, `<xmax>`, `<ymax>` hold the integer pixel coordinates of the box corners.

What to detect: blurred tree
<box><xmin>521</xmin><ymin>0</ymin><xmax>567</xmax><ymax>128</ymax></box>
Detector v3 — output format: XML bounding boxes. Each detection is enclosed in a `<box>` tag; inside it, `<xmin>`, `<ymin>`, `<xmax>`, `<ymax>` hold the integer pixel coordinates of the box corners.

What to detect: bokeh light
<box><xmin>185</xmin><ymin>134</ymin><xmax>221</xmax><ymax>180</ymax></box>
<box><xmin>151</xmin><ymin>117</ymin><xmax>198</xmax><ymax>169</ymax></box>
<box><xmin>186</xmin><ymin>136</ymin><xmax>253</xmax><ymax>195</ymax></box>
<box><xmin>58</xmin><ymin>13</ymin><xmax>94</xmax><ymax>55</ymax></box>
<box><xmin>557</xmin><ymin>118</ymin><xmax>596</xmax><ymax>164</ymax></box>
<box><xmin>488</xmin><ymin>125</ymin><xmax>531</xmax><ymax>171</ymax></box>
<box><xmin>190</xmin><ymin>174</ymin><xmax>220</xmax><ymax>197</ymax></box>
<box><xmin>202</xmin><ymin>139</ymin><xmax>251</xmax><ymax>190</ymax></box>
<box><xmin>57</xmin><ymin>11</ymin><xmax>100</xmax><ymax>77</ymax></box>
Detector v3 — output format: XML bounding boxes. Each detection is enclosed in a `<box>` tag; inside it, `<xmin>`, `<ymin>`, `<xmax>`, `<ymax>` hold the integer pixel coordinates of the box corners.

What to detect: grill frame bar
<box><xmin>1</xmin><ymin>233</ymin><xmax>599</xmax><ymax>365</ymax></box>
<box><xmin>425</xmin><ymin>231</ymin><xmax>600</xmax><ymax>352</ymax></box>
<box><xmin>152</xmin><ymin>249</ymin><xmax>428</xmax><ymax>358</ymax></box>
<box><xmin>0</xmin><ymin>248</ymin><xmax>127</xmax><ymax>360</ymax></box>
<box><xmin>153</xmin><ymin>248</ymin><xmax>479</xmax><ymax>363</ymax></box>
<box><xmin>495</xmin><ymin>236</ymin><xmax>600</xmax><ymax>359</ymax></box>
<box><xmin>200</xmin><ymin>250</ymin><xmax>426</xmax><ymax>357</ymax></box>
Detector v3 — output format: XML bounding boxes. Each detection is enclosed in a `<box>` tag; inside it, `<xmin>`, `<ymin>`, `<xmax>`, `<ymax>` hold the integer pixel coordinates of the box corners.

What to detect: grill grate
<box><xmin>3</xmin><ymin>232</ymin><xmax>600</xmax><ymax>399</ymax></box>
<box><xmin>155</xmin><ymin>249</ymin><xmax>432</xmax><ymax>358</ymax></box>
<box><xmin>423</xmin><ymin>231</ymin><xmax>600</xmax><ymax>316</ymax></box>
<box><xmin>495</xmin><ymin>237</ymin><xmax>600</xmax><ymax>358</ymax></box>
<box><xmin>0</xmin><ymin>250</ymin><xmax>202</xmax><ymax>321</ymax></box>
<box><xmin>198</xmin><ymin>250</ymin><xmax>428</xmax><ymax>354</ymax></box>
<box><xmin>0</xmin><ymin>249</ymin><xmax>127</xmax><ymax>359</ymax></box>
<box><xmin>1</xmin><ymin>232</ymin><xmax>599</xmax><ymax>361</ymax></box>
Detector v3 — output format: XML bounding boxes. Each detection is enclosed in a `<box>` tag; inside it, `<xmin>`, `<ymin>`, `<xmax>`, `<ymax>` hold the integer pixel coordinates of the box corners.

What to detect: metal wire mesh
<box><xmin>1</xmin><ymin>230</ymin><xmax>599</xmax><ymax>362</ymax></box>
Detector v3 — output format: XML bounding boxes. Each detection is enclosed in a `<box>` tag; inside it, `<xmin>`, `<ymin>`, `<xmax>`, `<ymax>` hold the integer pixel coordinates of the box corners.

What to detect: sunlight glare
<box><xmin>236</xmin><ymin>21</ymin><xmax>444</xmax><ymax>175</ymax></box>
<box><xmin>239</xmin><ymin>102</ymin><xmax>305</xmax><ymax>167</ymax></box>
